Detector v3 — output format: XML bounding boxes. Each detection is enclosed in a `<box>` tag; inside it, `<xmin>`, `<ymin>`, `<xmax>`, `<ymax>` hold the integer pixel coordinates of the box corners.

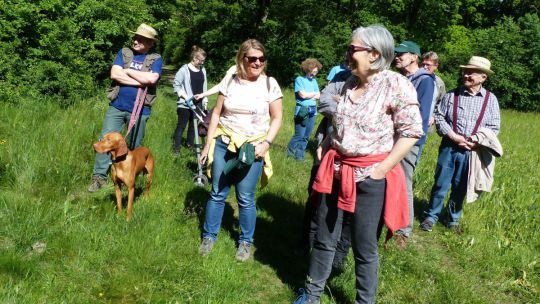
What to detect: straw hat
<box><xmin>129</xmin><ymin>23</ymin><xmax>158</xmax><ymax>41</ymax></box>
<box><xmin>460</xmin><ymin>56</ymin><xmax>493</xmax><ymax>74</ymax></box>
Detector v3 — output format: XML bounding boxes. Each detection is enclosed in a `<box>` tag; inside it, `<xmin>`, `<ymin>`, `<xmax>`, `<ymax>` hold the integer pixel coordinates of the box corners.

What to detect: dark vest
<box><xmin>106</xmin><ymin>47</ymin><xmax>161</xmax><ymax>107</ymax></box>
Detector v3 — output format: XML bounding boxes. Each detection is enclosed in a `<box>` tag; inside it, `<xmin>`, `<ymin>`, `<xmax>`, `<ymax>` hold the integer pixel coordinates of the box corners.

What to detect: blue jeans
<box><xmin>287</xmin><ymin>106</ymin><xmax>316</xmax><ymax>160</ymax></box>
<box><xmin>203</xmin><ymin>137</ymin><xmax>263</xmax><ymax>244</ymax></box>
<box><xmin>425</xmin><ymin>138</ymin><xmax>470</xmax><ymax>226</ymax></box>
<box><xmin>305</xmin><ymin>178</ymin><xmax>386</xmax><ymax>304</ymax></box>
<box><xmin>92</xmin><ymin>106</ymin><xmax>149</xmax><ymax>178</ymax></box>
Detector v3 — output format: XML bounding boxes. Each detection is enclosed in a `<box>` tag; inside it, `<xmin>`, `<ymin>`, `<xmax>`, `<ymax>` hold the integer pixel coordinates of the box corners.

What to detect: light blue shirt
<box><xmin>326</xmin><ymin>64</ymin><xmax>347</xmax><ymax>81</ymax></box>
<box><xmin>294</xmin><ymin>75</ymin><xmax>319</xmax><ymax>107</ymax></box>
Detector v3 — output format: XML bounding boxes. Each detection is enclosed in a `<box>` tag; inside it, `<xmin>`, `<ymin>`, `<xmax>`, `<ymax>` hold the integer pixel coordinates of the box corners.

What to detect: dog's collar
<box><xmin>112</xmin><ymin>154</ymin><xmax>127</xmax><ymax>163</ymax></box>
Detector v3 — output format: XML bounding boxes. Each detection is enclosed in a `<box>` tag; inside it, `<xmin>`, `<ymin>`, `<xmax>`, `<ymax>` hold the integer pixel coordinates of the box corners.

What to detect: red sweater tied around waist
<box><xmin>312</xmin><ymin>148</ymin><xmax>409</xmax><ymax>238</ymax></box>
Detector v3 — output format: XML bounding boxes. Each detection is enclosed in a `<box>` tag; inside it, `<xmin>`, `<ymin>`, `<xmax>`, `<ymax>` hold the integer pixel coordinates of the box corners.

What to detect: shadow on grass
<box><xmin>252</xmin><ymin>193</ymin><xmax>309</xmax><ymax>288</ymax></box>
<box><xmin>106</xmin><ymin>184</ymin><xmax>147</xmax><ymax>210</ymax></box>
<box><xmin>183</xmin><ymin>186</ymin><xmax>237</xmax><ymax>241</ymax></box>
<box><xmin>183</xmin><ymin>185</ymin><xmax>325</xmax><ymax>293</ymax></box>
<box><xmin>414</xmin><ymin>196</ymin><xmax>429</xmax><ymax>222</ymax></box>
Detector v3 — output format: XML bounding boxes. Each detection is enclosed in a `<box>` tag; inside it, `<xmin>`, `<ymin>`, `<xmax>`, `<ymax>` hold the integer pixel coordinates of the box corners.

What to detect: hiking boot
<box><xmin>87</xmin><ymin>175</ymin><xmax>107</xmax><ymax>192</ymax></box>
<box><xmin>199</xmin><ymin>237</ymin><xmax>214</xmax><ymax>257</ymax></box>
<box><xmin>395</xmin><ymin>234</ymin><xmax>408</xmax><ymax>250</ymax></box>
<box><xmin>420</xmin><ymin>219</ymin><xmax>434</xmax><ymax>232</ymax></box>
<box><xmin>235</xmin><ymin>241</ymin><xmax>251</xmax><ymax>262</ymax></box>
<box><xmin>293</xmin><ymin>288</ymin><xmax>319</xmax><ymax>304</ymax></box>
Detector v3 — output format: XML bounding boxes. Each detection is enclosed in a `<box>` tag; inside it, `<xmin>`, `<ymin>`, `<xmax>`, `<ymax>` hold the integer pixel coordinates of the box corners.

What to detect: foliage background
<box><xmin>0</xmin><ymin>0</ymin><xmax>539</xmax><ymax>110</ymax></box>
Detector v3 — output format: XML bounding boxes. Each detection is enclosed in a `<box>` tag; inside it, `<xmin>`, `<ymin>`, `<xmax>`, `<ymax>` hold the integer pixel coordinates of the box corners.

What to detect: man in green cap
<box><xmin>394</xmin><ymin>40</ymin><xmax>436</xmax><ymax>248</ymax></box>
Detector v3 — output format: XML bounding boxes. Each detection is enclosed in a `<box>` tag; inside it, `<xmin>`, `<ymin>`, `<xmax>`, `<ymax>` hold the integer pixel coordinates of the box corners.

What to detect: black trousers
<box><xmin>305</xmin><ymin>178</ymin><xmax>386</xmax><ymax>304</ymax></box>
<box><xmin>302</xmin><ymin>164</ymin><xmax>351</xmax><ymax>269</ymax></box>
<box><xmin>173</xmin><ymin>107</ymin><xmax>195</xmax><ymax>150</ymax></box>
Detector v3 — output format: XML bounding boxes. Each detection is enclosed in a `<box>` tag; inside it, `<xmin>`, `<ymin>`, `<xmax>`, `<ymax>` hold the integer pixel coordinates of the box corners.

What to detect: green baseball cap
<box><xmin>395</xmin><ymin>41</ymin><xmax>421</xmax><ymax>55</ymax></box>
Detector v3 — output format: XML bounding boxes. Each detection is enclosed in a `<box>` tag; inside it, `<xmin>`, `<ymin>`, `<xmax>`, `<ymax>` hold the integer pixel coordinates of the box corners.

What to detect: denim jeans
<box><xmin>287</xmin><ymin>106</ymin><xmax>316</xmax><ymax>160</ymax></box>
<box><xmin>396</xmin><ymin>145</ymin><xmax>421</xmax><ymax>237</ymax></box>
<box><xmin>305</xmin><ymin>178</ymin><xmax>386</xmax><ymax>304</ymax></box>
<box><xmin>425</xmin><ymin>138</ymin><xmax>470</xmax><ymax>226</ymax></box>
<box><xmin>203</xmin><ymin>137</ymin><xmax>263</xmax><ymax>244</ymax></box>
<box><xmin>93</xmin><ymin>106</ymin><xmax>149</xmax><ymax>178</ymax></box>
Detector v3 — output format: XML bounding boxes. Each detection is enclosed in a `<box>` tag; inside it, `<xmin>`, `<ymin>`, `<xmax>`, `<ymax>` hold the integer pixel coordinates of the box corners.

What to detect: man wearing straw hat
<box><xmin>420</xmin><ymin>56</ymin><xmax>500</xmax><ymax>232</ymax></box>
<box><xmin>88</xmin><ymin>23</ymin><xmax>162</xmax><ymax>192</ymax></box>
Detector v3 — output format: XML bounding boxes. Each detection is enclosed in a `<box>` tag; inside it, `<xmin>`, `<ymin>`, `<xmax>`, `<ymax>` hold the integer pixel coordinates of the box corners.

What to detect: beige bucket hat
<box><xmin>129</xmin><ymin>23</ymin><xmax>159</xmax><ymax>41</ymax></box>
<box><xmin>460</xmin><ymin>56</ymin><xmax>493</xmax><ymax>74</ymax></box>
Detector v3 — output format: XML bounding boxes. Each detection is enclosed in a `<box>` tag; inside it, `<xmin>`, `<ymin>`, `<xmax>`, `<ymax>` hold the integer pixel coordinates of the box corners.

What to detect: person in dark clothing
<box><xmin>393</xmin><ymin>40</ymin><xmax>436</xmax><ymax>248</ymax></box>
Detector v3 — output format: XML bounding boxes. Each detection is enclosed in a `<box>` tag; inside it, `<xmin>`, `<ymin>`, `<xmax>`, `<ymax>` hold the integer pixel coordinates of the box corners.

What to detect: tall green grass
<box><xmin>0</xmin><ymin>85</ymin><xmax>538</xmax><ymax>303</ymax></box>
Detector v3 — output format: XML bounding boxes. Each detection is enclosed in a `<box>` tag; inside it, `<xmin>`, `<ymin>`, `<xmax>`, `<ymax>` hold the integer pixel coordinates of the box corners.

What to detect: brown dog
<box><xmin>93</xmin><ymin>132</ymin><xmax>154</xmax><ymax>220</ymax></box>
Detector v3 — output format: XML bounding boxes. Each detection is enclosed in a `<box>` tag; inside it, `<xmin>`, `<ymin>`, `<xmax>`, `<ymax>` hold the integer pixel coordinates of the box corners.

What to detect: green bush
<box><xmin>0</xmin><ymin>0</ymin><xmax>538</xmax><ymax>111</ymax></box>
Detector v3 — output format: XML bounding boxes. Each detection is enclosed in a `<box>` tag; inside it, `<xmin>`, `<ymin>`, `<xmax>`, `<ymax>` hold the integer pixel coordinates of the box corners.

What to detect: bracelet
<box><xmin>264</xmin><ymin>139</ymin><xmax>272</xmax><ymax>146</ymax></box>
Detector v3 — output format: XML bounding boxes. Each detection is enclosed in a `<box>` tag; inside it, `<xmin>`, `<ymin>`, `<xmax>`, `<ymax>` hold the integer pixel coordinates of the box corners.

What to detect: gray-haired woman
<box><xmin>294</xmin><ymin>24</ymin><xmax>423</xmax><ymax>304</ymax></box>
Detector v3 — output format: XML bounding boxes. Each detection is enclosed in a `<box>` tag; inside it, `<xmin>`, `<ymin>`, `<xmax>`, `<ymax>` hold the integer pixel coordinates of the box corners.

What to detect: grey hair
<box><xmin>351</xmin><ymin>25</ymin><xmax>394</xmax><ymax>71</ymax></box>
<box><xmin>422</xmin><ymin>51</ymin><xmax>439</xmax><ymax>64</ymax></box>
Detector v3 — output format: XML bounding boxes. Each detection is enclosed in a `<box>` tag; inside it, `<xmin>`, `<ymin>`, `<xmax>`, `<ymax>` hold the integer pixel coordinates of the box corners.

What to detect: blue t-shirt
<box><xmin>110</xmin><ymin>49</ymin><xmax>163</xmax><ymax>115</ymax></box>
<box><xmin>294</xmin><ymin>75</ymin><xmax>319</xmax><ymax>107</ymax></box>
<box><xmin>326</xmin><ymin>64</ymin><xmax>347</xmax><ymax>81</ymax></box>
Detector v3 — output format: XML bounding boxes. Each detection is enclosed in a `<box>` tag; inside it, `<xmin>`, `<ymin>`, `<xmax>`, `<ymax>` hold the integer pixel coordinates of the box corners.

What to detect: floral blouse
<box><xmin>331</xmin><ymin>70</ymin><xmax>423</xmax><ymax>181</ymax></box>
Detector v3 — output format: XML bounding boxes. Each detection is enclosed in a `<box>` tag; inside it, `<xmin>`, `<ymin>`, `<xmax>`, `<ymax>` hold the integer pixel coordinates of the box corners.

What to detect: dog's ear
<box><xmin>115</xmin><ymin>138</ymin><xmax>129</xmax><ymax>159</ymax></box>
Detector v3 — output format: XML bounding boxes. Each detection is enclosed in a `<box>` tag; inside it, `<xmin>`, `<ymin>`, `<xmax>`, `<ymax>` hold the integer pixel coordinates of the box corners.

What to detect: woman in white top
<box><xmin>198</xmin><ymin>39</ymin><xmax>283</xmax><ymax>262</ymax></box>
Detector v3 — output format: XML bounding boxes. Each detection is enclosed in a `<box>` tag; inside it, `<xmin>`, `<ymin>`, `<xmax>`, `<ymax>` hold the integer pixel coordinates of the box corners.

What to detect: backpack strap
<box><xmin>225</xmin><ymin>74</ymin><xmax>273</xmax><ymax>101</ymax></box>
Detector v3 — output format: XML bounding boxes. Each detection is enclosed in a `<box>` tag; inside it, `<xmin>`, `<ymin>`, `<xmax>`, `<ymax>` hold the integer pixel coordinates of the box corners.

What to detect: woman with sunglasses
<box><xmin>294</xmin><ymin>25</ymin><xmax>423</xmax><ymax>304</ymax></box>
<box><xmin>287</xmin><ymin>58</ymin><xmax>322</xmax><ymax>161</ymax></box>
<box><xmin>198</xmin><ymin>39</ymin><xmax>283</xmax><ymax>262</ymax></box>
<box><xmin>172</xmin><ymin>45</ymin><xmax>208</xmax><ymax>153</ymax></box>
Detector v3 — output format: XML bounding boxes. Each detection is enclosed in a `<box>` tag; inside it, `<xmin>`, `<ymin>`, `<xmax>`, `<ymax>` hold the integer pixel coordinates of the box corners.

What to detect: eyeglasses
<box><xmin>422</xmin><ymin>62</ymin><xmax>437</xmax><ymax>68</ymax></box>
<box><xmin>133</xmin><ymin>35</ymin><xmax>151</xmax><ymax>44</ymax></box>
<box><xmin>348</xmin><ymin>44</ymin><xmax>372</xmax><ymax>55</ymax></box>
<box><xmin>244</xmin><ymin>55</ymin><xmax>266</xmax><ymax>63</ymax></box>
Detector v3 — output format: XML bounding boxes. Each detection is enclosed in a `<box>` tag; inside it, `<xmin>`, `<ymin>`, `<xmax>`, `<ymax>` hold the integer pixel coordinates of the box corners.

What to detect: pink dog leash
<box><xmin>125</xmin><ymin>87</ymin><xmax>148</xmax><ymax>142</ymax></box>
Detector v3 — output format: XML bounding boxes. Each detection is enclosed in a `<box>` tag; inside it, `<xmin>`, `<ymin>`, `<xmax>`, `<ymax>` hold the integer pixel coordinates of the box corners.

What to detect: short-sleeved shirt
<box><xmin>219</xmin><ymin>75</ymin><xmax>282</xmax><ymax>137</ymax></box>
<box><xmin>111</xmin><ymin>49</ymin><xmax>163</xmax><ymax>115</ymax></box>
<box><xmin>294</xmin><ymin>75</ymin><xmax>319</xmax><ymax>107</ymax></box>
<box><xmin>326</xmin><ymin>64</ymin><xmax>347</xmax><ymax>81</ymax></box>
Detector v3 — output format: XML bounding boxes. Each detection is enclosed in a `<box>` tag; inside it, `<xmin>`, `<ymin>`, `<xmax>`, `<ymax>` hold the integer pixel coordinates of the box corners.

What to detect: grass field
<box><xmin>0</xmin><ymin>79</ymin><xmax>538</xmax><ymax>303</ymax></box>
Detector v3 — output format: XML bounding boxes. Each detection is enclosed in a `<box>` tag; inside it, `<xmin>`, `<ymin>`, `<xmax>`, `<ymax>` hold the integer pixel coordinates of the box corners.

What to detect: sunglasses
<box><xmin>244</xmin><ymin>55</ymin><xmax>266</xmax><ymax>63</ymax></box>
<box><xmin>348</xmin><ymin>44</ymin><xmax>372</xmax><ymax>55</ymax></box>
<box><xmin>462</xmin><ymin>69</ymin><xmax>483</xmax><ymax>76</ymax></box>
